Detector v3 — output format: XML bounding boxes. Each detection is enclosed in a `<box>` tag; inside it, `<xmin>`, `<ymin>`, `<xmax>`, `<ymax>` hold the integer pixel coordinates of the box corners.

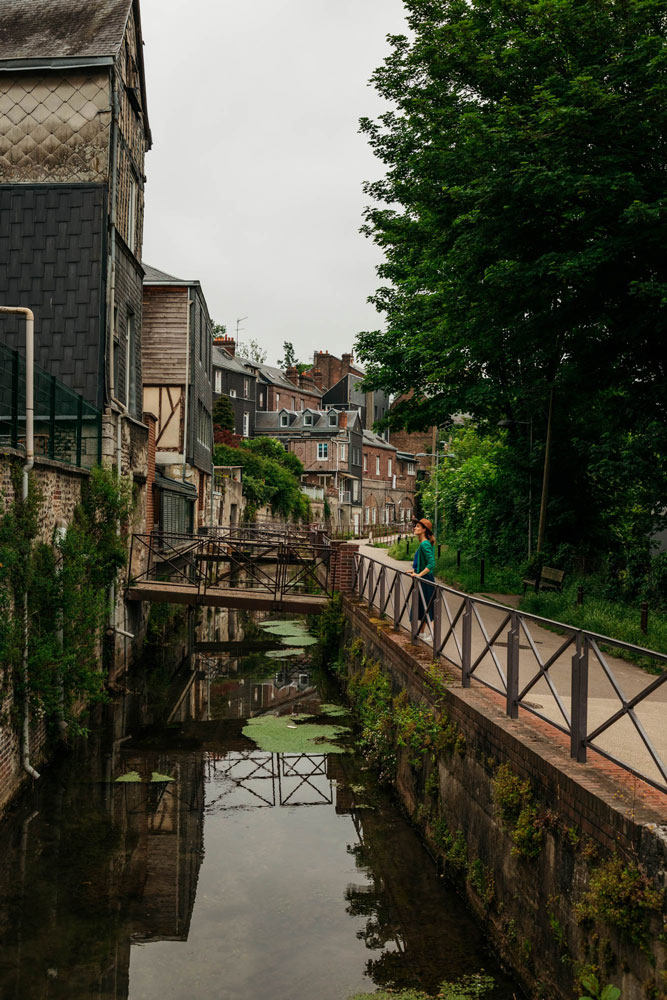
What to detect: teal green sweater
<box><xmin>414</xmin><ymin>539</ymin><xmax>435</xmax><ymax>575</ymax></box>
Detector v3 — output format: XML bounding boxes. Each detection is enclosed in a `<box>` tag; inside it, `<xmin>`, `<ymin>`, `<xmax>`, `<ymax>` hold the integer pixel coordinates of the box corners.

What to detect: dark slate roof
<box><xmin>250</xmin><ymin>361</ymin><xmax>323</xmax><ymax>397</ymax></box>
<box><xmin>211</xmin><ymin>345</ymin><xmax>250</xmax><ymax>377</ymax></box>
<box><xmin>143</xmin><ymin>263</ymin><xmax>193</xmax><ymax>285</ymax></box>
<box><xmin>363</xmin><ymin>429</ymin><xmax>397</xmax><ymax>452</ymax></box>
<box><xmin>255</xmin><ymin>407</ymin><xmax>361</xmax><ymax>435</ymax></box>
<box><xmin>0</xmin><ymin>0</ymin><xmax>134</xmax><ymax>60</ymax></box>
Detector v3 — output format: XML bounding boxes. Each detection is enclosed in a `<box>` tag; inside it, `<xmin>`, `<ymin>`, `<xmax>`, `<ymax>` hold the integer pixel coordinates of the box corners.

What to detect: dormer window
<box><xmin>304</xmin><ymin>412</ymin><xmax>313</xmax><ymax>426</ymax></box>
<box><xmin>328</xmin><ymin>412</ymin><xmax>338</xmax><ymax>427</ymax></box>
<box><xmin>280</xmin><ymin>412</ymin><xmax>289</xmax><ymax>427</ymax></box>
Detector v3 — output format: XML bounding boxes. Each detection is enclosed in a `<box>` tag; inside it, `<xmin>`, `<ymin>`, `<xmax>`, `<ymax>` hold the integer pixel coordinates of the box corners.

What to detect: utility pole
<box><xmin>536</xmin><ymin>387</ymin><xmax>555</xmax><ymax>554</ymax></box>
<box><xmin>236</xmin><ymin>316</ymin><xmax>247</xmax><ymax>340</ymax></box>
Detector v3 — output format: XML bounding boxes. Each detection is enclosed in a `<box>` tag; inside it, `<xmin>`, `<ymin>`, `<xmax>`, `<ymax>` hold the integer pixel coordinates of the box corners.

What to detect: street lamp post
<box><xmin>415</xmin><ymin>449</ymin><xmax>448</xmax><ymax>544</ymax></box>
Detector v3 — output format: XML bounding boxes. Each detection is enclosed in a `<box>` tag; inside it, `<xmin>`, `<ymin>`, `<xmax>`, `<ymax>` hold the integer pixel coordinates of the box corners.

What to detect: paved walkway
<box><xmin>356</xmin><ymin>542</ymin><xmax>667</xmax><ymax>810</ymax></box>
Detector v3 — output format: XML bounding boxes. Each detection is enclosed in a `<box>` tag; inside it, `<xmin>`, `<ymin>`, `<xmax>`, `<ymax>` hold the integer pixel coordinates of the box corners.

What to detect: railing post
<box><xmin>570</xmin><ymin>632</ymin><xmax>589</xmax><ymax>762</ymax></box>
<box><xmin>432</xmin><ymin>587</ymin><xmax>441</xmax><ymax>656</ymax></box>
<box><xmin>379</xmin><ymin>565</ymin><xmax>386</xmax><ymax>616</ymax></box>
<box><xmin>357</xmin><ymin>555</ymin><xmax>364</xmax><ymax>599</ymax></box>
<box><xmin>10</xmin><ymin>350</ymin><xmax>19</xmax><ymax>449</ymax></box>
<box><xmin>506</xmin><ymin>611</ymin><xmax>519</xmax><ymax>718</ymax></box>
<box><xmin>410</xmin><ymin>579</ymin><xmax>419</xmax><ymax>643</ymax></box>
<box><xmin>393</xmin><ymin>569</ymin><xmax>401</xmax><ymax>630</ymax></box>
<box><xmin>49</xmin><ymin>373</ymin><xmax>56</xmax><ymax>459</ymax></box>
<box><xmin>75</xmin><ymin>394</ymin><xmax>83</xmax><ymax>467</ymax></box>
<box><xmin>368</xmin><ymin>561</ymin><xmax>374</xmax><ymax>611</ymax></box>
<box><xmin>462</xmin><ymin>597</ymin><xmax>472</xmax><ymax>686</ymax></box>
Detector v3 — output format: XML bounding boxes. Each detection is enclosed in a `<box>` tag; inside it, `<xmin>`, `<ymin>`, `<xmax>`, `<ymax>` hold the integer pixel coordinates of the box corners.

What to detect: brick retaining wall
<box><xmin>343</xmin><ymin>596</ymin><xmax>667</xmax><ymax>1000</ymax></box>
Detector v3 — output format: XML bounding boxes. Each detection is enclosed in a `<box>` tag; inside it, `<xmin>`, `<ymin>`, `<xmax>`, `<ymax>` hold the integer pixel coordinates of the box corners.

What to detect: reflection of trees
<box><xmin>339</xmin><ymin>760</ymin><xmax>498</xmax><ymax>995</ymax></box>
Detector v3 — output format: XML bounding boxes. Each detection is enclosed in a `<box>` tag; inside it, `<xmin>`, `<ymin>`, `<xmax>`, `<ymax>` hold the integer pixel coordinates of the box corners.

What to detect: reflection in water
<box><xmin>0</xmin><ymin>608</ymin><xmax>520</xmax><ymax>1000</ymax></box>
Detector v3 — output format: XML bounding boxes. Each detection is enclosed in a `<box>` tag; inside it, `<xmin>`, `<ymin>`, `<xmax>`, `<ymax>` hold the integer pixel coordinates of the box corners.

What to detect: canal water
<box><xmin>0</xmin><ymin>609</ymin><xmax>522</xmax><ymax>1000</ymax></box>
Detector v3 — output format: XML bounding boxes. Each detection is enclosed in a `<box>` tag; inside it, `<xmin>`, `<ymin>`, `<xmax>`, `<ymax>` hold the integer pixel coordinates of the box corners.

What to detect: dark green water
<box><xmin>0</xmin><ymin>610</ymin><xmax>522</xmax><ymax>1000</ymax></box>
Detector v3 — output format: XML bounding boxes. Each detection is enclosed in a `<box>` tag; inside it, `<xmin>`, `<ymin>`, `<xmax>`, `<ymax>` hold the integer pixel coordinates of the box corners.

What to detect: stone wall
<box><xmin>341</xmin><ymin>599</ymin><xmax>667</xmax><ymax>1000</ymax></box>
<box><xmin>0</xmin><ymin>449</ymin><xmax>90</xmax><ymax>811</ymax></box>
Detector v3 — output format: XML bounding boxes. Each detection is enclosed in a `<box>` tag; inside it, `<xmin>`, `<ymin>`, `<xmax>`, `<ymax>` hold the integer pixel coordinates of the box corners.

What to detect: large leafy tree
<box><xmin>357</xmin><ymin>0</ymin><xmax>667</xmax><ymax>556</ymax></box>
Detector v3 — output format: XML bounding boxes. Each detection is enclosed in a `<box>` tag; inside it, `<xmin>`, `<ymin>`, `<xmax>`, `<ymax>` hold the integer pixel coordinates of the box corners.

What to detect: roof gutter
<box><xmin>0</xmin><ymin>55</ymin><xmax>114</xmax><ymax>71</ymax></box>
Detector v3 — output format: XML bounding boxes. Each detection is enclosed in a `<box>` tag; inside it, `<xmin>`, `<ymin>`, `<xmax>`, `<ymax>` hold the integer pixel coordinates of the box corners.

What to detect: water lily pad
<box><xmin>150</xmin><ymin>772</ymin><xmax>174</xmax><ymax>783</ymax></box>
<box><xmin>243</xmin><ymin>714</ymin><xmax>350</xmax><ymax>754</ymax></box>
<box><xmin>266</xmin><ymin>647</ymin><xmax>305</xmax><ymax>659</ymax></box>
<box><xmin>115</xmin><ymin>771</ymin><xmax>141</xmax><ymax>783</ymax></box>
<box><xmin>279</xmin><ymin>634</ymin><xmax>317</xmax><ymax>647</ymax></box>
<box><xmin>259</xmin><ymin>622</ymin><xmax>307</xmax><ymax>636</ymax></box>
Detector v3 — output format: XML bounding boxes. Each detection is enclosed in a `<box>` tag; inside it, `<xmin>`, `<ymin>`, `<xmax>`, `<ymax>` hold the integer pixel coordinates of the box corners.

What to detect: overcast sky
<box><xmin>140</xmin><ymin>0</ymin><xmax>408</xmax><ymax>367</ymax></box>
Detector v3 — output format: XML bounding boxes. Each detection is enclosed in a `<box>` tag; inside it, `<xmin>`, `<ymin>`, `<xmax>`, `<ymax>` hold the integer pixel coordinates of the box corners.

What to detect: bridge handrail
<box><xmin>127</xmin><ymin>529</ymin><xmax>332</xmax><ymax>598</ymax></box>
<box><xmin>352</xmin><ymin>550</ymin><xmax>667</xmax><ymax>795</ymax></box>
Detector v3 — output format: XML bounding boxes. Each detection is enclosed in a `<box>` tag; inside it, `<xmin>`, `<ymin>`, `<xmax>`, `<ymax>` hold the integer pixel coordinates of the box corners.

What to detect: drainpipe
<box><xmin>0</xmin><ymin>306</ymin><xmax>40</xmax><ymax>780</ymax></box>
<box><xmin>182</xmin><ymin>297</ymin><xmax>193</xmax><ymax>486</ymax></box>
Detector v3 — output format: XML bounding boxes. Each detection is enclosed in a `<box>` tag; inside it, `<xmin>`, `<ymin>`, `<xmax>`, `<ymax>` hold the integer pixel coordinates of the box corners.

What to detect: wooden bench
<box><xmin>522</xmin><ymin>566</ymin><xmax>565</xmax><ymax>596</ymax></box>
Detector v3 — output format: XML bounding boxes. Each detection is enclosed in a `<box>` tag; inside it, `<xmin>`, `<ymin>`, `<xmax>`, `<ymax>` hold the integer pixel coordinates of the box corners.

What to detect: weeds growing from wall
<box><xmin>575</xmin><ymin>853</ymin><xmax>664</xmax><ymax>952</ymax></box>
<box><xmin>0</xmin><ymin>464</ymin><xmax>134</xmax><ymax>734</ymax></box>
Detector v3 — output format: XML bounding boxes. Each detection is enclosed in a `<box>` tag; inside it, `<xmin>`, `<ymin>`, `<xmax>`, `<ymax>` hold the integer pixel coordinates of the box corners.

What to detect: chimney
<box><xmin>312</xmin><ymin>368</ymin><xmax>323</xmax><ymax>390</ymax></box>
<box><xmin>338</xmin><ymin>411</ymin><xmax>348</xmax><ymax>429</ymax></box>
<box><xmin>214</xmin><ymin>335</ymin><xmax>235</xmax><ymax>355</ymax></box>
<box><xmin>342</xmin><ymin>352</ymin><xmax>353</xmax><ymax>370</ymax></box>
<box><xmin>285</xmin><ymin>365</ymin><xmax>298</xmax><ymax>384</ymax></box>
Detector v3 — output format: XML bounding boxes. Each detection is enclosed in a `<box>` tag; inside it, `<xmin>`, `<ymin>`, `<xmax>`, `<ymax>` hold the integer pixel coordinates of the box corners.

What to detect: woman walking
<box><xmin>410</xmin><ymin>518</ymin><xmax>436</xmax><ymax>636</ymax></box>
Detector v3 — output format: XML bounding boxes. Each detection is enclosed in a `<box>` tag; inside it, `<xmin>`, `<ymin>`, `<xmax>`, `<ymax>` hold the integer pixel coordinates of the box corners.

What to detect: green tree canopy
<box><xmin>213</xmin><ymin>438</ymin><xmax>309</xmax><ymax>522</ymax></box>
<box><xmin>237</xmin><ymin>338</ymin><xmax>268</xmax><ymax>364</ymax></box>
<box><xmin>212</xmin><ymin>393</ymin><xmax>235</xmax><ymax>432</ymax></box>
<box><xmin>356</xmin><ymin>0</ymin><xmax>667</xmax><ymax>559</ymax></box>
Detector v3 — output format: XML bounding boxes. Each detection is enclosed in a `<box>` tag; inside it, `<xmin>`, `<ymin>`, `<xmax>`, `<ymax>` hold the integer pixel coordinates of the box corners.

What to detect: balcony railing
<box><xmin>0</xmin><ymin>340</ymin><xmax>102</xmax><ymax>469</ymax></box>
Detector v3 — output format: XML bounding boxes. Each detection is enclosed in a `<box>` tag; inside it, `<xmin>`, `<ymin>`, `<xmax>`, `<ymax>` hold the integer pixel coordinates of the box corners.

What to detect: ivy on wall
<box><xmin>0</xmin><ymin>463</ymin><xmax>134</xmax><ymax>734</ymax></box>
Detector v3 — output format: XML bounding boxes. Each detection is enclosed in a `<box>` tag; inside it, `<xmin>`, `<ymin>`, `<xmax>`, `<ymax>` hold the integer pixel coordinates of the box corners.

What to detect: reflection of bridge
<box><xmin>205</xmin><ymin>750</ymin><xmax>334</xmax><ymax>808</ymax></box>
<box><xmin>127</xmin><ymin>527</ymin><xmax>332</xmax><ymax>613</ymax></box>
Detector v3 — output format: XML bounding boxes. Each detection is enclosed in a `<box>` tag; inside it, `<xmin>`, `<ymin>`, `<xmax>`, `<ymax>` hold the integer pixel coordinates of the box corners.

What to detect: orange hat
<box><xmin>415</xmin><ymin>517</ymin><xmax>432</xmax><ymax>532</ymax></box>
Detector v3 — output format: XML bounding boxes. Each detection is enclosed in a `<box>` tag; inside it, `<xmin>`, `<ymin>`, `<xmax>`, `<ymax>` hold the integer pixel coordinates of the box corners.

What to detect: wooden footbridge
<box><xmin>126</xmin><ymin>525</ymin><xmax>332</xmax><ymax>614</ymax></box>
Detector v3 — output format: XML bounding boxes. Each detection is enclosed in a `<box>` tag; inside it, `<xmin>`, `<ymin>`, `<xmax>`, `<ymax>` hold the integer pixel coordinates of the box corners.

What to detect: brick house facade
<box><xmin>362</xmin><ymin>430</ymin><xmax>417</xmax><ymax>528</ymax></box>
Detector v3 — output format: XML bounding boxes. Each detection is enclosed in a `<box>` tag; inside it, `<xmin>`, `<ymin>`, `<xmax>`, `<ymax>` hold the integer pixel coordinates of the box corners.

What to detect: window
<box><xmin>407</xmin><ymin>461</ymin><xmax>416</xmax><ymax>476</ymax></box>
<box><xmin>276</xmin><ymin>393</ymin><xmax>280</xmax><ymax>406</ymax></box>
<box><xmin>340</xmin><ymin>443</ymin><xmax>347</xmax><ymax>462</ymax></box>
<box><xmin>259</xmin><ymin>390</ymin><xmax>265</xmax><ymax>407</ymax></box>
<box><xmin>387</xmin><ymin>457</ymin><xmax>392</xmax><ymax>477</ymax></box>
<box><xmin>372</xmin><ymin>507</ymin><xmax>377</xmax><ymax>524</ymax></box>
<box><xmin>244</xmin><ymin>378</ymin><xmax>250</xmax><ymax>398</ymax></box>
<box><xmin>127</xmin><ymin>175</ymin><xmax>137</xmax><ymax>253</ymax></box>
<box><xmin>375</xmin><ymin>456</ymin><xmax>380</xmax><ymax>476</ymax></box>
<box><xmin>328</xmin><ymin>412</ymin><xmax>337</xmax><ymax>426</ymax></box>
<box><xmin>304</xmin><ymin>413</ymin><xmax>313</xmax><ymax>426</ymax></box>
<box><xmin>352</xmin><ymin>479</ymin><xmax>360</xmax><ymax>501</ymax></box>
<box><xmin>291</xmin><ymin>397</ymin><xmax>296</xmax><ymax>409</ymax></box>
<box><xmin>363</xmin><ymin>454</ymin><xmax>368</xmax><ymax>473</ymax></box>
<box><xmin>214</xmin><ymin>370</ymin><xmax>222</xmax><ymax>393</ymax></box>
<box><xmin>364</xmin><ymin>507</ymin><xmax>370</xmax><ymax>525</ymax></box>
<box><xmin>280</xmin><ymin>413</ymin><xmax>289</xmax><ymax>427</ymax></box>
<box><xmin>230</xmin><ymin>388</ymin><xmax>237</xmax><ymax>398</ymax></box>
<box><xmin>125</xmin><ymin>313</ymin><xmax>136</xmax><ymax>416</ymax></box>
<box><xmin>243</xmin><ymin>412</ymin><xmax>250</xmax><ymax>437</ymax></box>
<box><xmin>317</xmin><ymin>443</ymin><xmax>328</xmax><ymax>460</ymax></box>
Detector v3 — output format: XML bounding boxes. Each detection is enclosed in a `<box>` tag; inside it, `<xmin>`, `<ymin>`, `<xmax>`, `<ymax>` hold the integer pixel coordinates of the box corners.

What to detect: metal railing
<box><xmin>353</xmin><ymin>551</ymin><xmax>667</xmax><ymax>795</ymax></box>
<box><xmin>0</xmin><ymin>340</ymin><xmax>101</xmax><ymax>468</ymax></box>
<box><xmin>128</xmin><ymin>527</ymin><xmax>332</xmax><ymax>601</ymax></box>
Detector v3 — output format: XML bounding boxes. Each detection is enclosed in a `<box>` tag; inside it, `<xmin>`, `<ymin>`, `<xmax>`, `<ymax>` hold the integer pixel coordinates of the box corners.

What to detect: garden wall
<box><xmin>340</xmin><ymin>597</ymin><xmax>667</xmax><ymax>1000</ymax></box>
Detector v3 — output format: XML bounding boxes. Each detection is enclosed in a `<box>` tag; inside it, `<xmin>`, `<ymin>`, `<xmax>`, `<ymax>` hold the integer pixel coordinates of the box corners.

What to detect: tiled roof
<box><xmin>143</xmin><ymin>263</ymin><xmax>191</xmax><ymax>284</ymax></box>
<box><xmin>0</xmin><ymin>0</ymin><xmax>134</xmax><ymax>60</ymax></box>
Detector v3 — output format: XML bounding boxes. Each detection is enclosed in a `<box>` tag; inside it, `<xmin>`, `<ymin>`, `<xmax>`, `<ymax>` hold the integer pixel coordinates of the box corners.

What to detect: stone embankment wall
<box><xmin>340</xmin><ymin>597</ymin><xmax>667</xmax><ymax>1000</ymax></box>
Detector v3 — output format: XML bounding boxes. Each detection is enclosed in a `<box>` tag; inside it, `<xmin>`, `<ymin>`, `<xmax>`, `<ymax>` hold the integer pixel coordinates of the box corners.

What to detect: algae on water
<box><xmin>114</xmin><ymin>771</ymin><xmax>141</xmax><ymax>783</ymax></box>
<box><xmin>319</xmin><ymin>703</ymin><xmax>348</xmax><ymax>717</ymax></box>
<box><xmin>243</xmin><ymin>714</ymin><xmax>350</xmax><ymax>754</ymax></box>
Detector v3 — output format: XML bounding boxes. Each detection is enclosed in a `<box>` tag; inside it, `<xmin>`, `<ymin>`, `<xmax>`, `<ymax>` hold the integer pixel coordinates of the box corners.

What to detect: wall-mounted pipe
<box><xmin>0</xmin><ymin>305</ymin><xmax>40</xmax><ymax>780</ymax></box>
